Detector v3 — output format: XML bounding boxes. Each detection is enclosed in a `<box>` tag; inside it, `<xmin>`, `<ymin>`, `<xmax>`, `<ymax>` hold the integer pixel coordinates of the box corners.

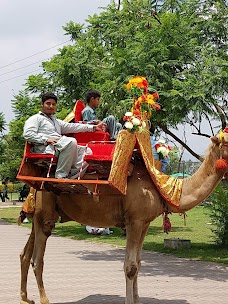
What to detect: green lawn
<box><xmin>0</xmin><ymin>205</ymin><xmax>227</xmax><ymax>264</ymax></box>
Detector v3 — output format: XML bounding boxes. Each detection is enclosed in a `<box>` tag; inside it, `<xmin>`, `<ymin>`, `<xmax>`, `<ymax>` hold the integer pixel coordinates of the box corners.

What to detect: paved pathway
<box><xmin>0</xmin><ymin>200</ymin><xmax>22</xmax><ymax>208</ymax></box>
<box><xmin>0</xmin><ymin>217</ymin><xmax>227</xmax><ymax>304</ymax></box>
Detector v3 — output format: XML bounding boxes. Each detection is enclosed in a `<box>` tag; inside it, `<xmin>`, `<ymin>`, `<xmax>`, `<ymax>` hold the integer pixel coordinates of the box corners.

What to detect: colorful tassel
<box><xmin>214</xmin><ymin>158</ymin><xmax>228</xmax><ymax>171</ymax></box>
<box><xmin>163</xmin><ymin>213</ymin><xmax>172</xmax><ymax>234</ymax></box>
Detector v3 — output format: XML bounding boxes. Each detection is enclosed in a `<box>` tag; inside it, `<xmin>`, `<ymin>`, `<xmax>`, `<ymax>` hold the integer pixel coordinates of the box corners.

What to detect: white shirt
<box><xmin>23</xmin><ymin>111</ymin><xmax>94</xmax><ymax>145</ymax></box>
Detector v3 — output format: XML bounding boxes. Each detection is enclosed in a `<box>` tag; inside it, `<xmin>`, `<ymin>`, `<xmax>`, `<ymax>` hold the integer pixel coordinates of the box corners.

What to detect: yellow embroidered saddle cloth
<box><xmin>108</xmin><ymin>130</ymin><xmax>183</xmax><ymax>209</ymax></box>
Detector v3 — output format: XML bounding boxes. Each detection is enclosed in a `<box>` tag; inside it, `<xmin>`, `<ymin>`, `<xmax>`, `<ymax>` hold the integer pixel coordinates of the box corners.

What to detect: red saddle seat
<box><xmin>20</xmin><ymin>101</ymin><xmax>112</xmax><ymax>178</ymax></box>
<box><xmin>24</xmin><ymin>142</ymin><xmax>58</xmax><ymax>164</ymax></box>
<box><xmin>84</xmin><ymin>141</ymin><xmax>116</xmax><ymax>177</ymax></box>
<box><xmin>84</xmin><ymin>142</ymin><xmax>116</xmax><ymax>161</ymax></box>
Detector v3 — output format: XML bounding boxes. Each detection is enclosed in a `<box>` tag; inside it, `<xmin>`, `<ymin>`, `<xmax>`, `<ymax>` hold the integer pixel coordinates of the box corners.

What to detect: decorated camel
<box><xmin>18</xmin><ymin>77</ymin><xmax>228</xmax><ymax>304</ymax></box>
<box><xmin>19</xmin><ymin>128</ymin><xmax>228</xmax><ymax>304</ymax></box>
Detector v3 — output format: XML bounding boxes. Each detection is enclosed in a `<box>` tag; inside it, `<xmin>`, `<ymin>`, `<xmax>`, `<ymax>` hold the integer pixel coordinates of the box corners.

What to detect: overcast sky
<box><xmin>0</xmin><ymin>0</ymin><xmax>211</xmax><ymax>161</ymax></box>
<box><xmin>0</xmin><ymin>0</ymin><xmax>109</xmax><ymax>123</ymax></box>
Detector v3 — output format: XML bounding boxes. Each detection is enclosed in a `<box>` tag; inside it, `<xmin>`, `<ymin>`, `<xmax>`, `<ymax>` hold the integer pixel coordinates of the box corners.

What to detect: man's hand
<box><xmin>95</xmin><ymin>122</ymin><xmax>107</xmax><ymax>132</ymax></box>
<box><xmin>46</xmin><ymin>137</ymin><xmax>60</xmax><ymax>145</ymax></box>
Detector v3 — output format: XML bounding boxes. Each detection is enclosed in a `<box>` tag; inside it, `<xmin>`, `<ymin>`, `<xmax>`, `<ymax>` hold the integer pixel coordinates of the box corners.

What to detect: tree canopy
<box><xmin>0</xmin><ymin>112</ymin><xmax>6</xmax><ymax>134</ymax></box>
<box><xmin>1</xmin><ymin>0</ymin><xmax>227</xmax><ymax>180</ymax></box>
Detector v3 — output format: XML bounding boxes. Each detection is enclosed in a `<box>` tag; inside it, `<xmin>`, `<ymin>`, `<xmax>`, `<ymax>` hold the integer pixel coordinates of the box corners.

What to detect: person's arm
<box><xmin>23</xmin><ymin>116</ymin><xmax>48</xmax><ymax>145</ymax></box>
<box><xmin>59</xmin><ymin>120</ymin><xmax>104</xmax><ymax>134</ymax></box>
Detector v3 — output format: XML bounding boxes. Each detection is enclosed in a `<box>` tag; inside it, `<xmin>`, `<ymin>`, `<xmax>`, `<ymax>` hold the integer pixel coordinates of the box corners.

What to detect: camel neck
<box><xmin>179</xmin><ymin>144</ymin><xmax>224</xmax><ymax>212</ymax></box>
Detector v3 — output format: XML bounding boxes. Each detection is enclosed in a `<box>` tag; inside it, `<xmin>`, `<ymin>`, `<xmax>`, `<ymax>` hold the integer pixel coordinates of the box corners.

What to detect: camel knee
<box><xmin>20</xmin><ymin>252</ymin><xmax>30</xmax><ymax>267</ymax></box>
<box><xmin>42</xmin><ymin>219</ymin><xmax>55</xmax><ymax>237</ymax></box>
<box><xmin>125</xmin><ymin>262</ymin><xmax>138</xmax><ymax>280</ymax></box>
<box><xmin>20</xmin><ymin>245</ymin><xmax>33</xmax><ymax>265</ymax></box>
<box><xmin>20</xmin><ymin>250</ymin><xmax>25</xmax><ymax>262</ymax></box>
<box><xmin>31</xmin><ymin>259</ymin><xmax>43</xmax><ymax>276</ymax></box>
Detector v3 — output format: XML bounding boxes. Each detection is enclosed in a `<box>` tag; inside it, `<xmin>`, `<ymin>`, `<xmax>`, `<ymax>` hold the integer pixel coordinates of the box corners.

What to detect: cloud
<box><xmin>0</xmin><ymin>0</ymin><xmax>110</xmax><ymax>123</ymax></box>
<box><xmin>0</xmin><ymin>0</ymin><xmax>110</xmax><ymax>39</ymax></box>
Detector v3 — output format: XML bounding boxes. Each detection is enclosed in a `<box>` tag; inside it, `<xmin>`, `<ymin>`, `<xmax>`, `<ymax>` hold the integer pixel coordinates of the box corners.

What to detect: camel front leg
<box><xmin>124</xmin><ymin>221</ymin><xmax>149</xmax><ymax>304</ymax></box>
<box><xmin>20</xmin><ymin>224</ymin><xmax>35</xmax><ymax>304</ymax></box>
<box><xmin>133</xmin><ymin>223</ymin><xmax>149</xmax><ymax>304</ymax></box>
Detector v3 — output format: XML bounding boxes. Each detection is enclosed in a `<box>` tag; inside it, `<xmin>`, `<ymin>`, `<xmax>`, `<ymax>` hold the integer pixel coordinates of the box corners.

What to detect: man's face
<box><xmin>41</xmin><ymin>98</ymin><xmax>57</xmax><ymax>116</ymax></box>
<box><xmin>91</xmin><ymin>96</ymin><xmax>100</xmax><ymax>108</ymax></box>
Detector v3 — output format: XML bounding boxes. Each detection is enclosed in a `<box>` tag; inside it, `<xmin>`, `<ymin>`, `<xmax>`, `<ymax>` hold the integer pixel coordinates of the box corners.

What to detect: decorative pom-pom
<box><xmin>214</xmin><ymin>159</ymin><xmax>228</xmax><ymax>171</ymax></box>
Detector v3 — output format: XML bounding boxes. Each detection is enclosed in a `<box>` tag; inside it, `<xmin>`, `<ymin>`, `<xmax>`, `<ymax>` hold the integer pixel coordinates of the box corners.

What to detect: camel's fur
<box><xmin>20</xmin><ymin>133</ymin><xmax>228</xmax><ymax>304</ymax></box>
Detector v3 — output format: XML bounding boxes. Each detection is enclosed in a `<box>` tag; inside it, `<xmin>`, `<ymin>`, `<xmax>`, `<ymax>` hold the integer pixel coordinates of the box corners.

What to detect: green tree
<box><xmin>0</xmin><ymin>119</ymin><xmax>25</xmax><ymax>181</ymax></box>
<box><xmin>0</xmin><ymin>112</ymin><xmax>6</xmax><ymax>180</ymax></box>
<box><xmin>0</xmin><ymin>112</ymin><xmax>6</xmax><ymax>134</ymax></box>
<box><xmin>5</xmin><ymin>0</ymin><xmax>228</xmax><ymax>178</ymax></box>
<box><xmin>24</xmin><ymin>0</ymin><xmax>228</xmax><ymax>131</ymax></box>
<box><xmin>209</xmin><ymin>182</ymin><xmax>228</xmax><ymax>248</ymax></box>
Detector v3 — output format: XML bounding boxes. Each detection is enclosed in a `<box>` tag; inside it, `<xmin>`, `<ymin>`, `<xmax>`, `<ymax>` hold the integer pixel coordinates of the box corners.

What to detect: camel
<box><xmin>19</xmin><ymin>132</ymin><xmax>228</xmax><ymax>304</ymax></box>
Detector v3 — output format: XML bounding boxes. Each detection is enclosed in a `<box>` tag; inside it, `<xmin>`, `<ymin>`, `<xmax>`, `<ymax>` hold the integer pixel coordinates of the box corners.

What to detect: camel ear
<box><xmin>211</xmin><ymin>136</ymin><xmax>219</xmax><ymax>144</ymax></box>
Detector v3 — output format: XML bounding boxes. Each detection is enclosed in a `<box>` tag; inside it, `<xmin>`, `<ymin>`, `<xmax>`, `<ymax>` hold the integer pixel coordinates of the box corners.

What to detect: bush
<box><xmin>209</xmin><ymin>181</ymin><xmax>228</xmax><ymax>248</ymax></box>
<box><xmin>0</xmin><ymin>182</ymin><xmax>25</xmax><ymax>193</ymax></box>
<box><xmin>12</xmin><ymin>183</ymin><xmax>26</xmax><ymax>192</ymax></box>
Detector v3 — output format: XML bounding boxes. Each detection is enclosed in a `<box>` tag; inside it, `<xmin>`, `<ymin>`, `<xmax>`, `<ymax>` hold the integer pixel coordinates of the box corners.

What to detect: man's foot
<box><xmin>86</xmin><ymin>169</ymin><xmax>96</xmax><ymax>174</ymax></box>
<box><xmin>67</xmin><ymin>162</ymin><xmax>89</xmax><ymax>179</ymax></box>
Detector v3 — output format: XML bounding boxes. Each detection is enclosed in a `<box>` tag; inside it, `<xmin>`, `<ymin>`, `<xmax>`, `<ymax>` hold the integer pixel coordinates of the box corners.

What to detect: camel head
<box><xmin>211</xmin><ymin>128</ymin><xmax>228</xmax><ymax>173</ymax></box>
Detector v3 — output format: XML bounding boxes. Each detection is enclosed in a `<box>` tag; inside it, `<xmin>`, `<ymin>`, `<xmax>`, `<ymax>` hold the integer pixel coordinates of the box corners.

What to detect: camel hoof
<box><xmin>41</xmin><ymin>299</ymin><xmax>50</xmax><ymax>304</ymax></box>
<box><xmin>20</xmin><ymin>300</ymin><xmax>35</xmax><ymax>304</ymax></box>
<box><xmin>124</xmin><ymin>298</ymin><xmax>142</xmax><ymax>304</ymax></box>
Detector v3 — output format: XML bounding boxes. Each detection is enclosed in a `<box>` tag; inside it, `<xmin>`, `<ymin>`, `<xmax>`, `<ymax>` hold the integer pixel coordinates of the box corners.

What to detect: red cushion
<box><xmin>74</xmin><ymin>131</ymin><xmax>110</xmax><ymax>144</ymax></box>
<box><xmin>74</xmin><ymin>100</ymin><xmax>86</xmax><ymax>122</ymax></box>
<box><xmin>84</xmin><ymin>142</ymin><xmax>116</xmax><ymax>161</ymax></box>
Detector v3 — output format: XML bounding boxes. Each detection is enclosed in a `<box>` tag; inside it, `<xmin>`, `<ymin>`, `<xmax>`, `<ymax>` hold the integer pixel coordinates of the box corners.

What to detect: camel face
<box><xmin>222</xmin><ymin>133</ymin><xmax>228</xmax><ymax>165</ymax></box>
<box><xmin>211</xmin><ymin>132</ymin><xmax>228</xmax><ymax>170</ymax></box>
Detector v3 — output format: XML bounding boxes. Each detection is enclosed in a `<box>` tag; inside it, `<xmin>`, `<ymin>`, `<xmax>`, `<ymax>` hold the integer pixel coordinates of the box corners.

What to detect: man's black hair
<box><xmin>86</xmin><ymin>89</ymin><xmax>101</xmax><ymax>103</ymax></box>
<box><xmin>41</xmin><ymin>92</ymin><xmax>58</xmax><ymax>103</ymax></box>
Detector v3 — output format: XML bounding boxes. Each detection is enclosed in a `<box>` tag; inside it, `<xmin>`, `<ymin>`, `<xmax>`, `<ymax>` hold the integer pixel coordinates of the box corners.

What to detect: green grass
<box><xmin>0</xmin><ymin>205</ymin><xmax>227</xmax><ymax>264</ymax></box>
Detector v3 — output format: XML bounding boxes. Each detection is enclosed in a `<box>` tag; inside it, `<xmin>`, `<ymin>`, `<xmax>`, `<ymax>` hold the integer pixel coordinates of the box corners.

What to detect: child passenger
<box><xmin>82</xmin><ymin>89</ymin><xmax>122</xmax><ymax>140</ymax></box>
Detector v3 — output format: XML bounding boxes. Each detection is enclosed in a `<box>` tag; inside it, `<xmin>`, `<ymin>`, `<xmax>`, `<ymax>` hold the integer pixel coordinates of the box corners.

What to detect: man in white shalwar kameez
<box><xmin>23</xmin><ymin>92</ymin><xmax>104</xmax><ymax>179</ymax></box>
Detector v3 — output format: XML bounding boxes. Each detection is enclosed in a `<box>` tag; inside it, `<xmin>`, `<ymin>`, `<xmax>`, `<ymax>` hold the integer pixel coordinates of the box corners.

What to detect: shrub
<box><xmin>0</xmin><ymin>182</ymin><xmax>25</xmax><ymax>193</ymax></box>
<box><xmin>209</xmin><ymin>181</ymin><xmax>228</xmax><ymax>248</ymax></box>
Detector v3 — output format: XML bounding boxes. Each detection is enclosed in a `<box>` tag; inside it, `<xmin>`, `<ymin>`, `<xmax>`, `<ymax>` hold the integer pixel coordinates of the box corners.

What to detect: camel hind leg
<box><xmin>20</xmin><ymin>224</ymin><xmax>35</xmax><ymax>304</ymax></box>
<box><xmin>124</xmin><ymin>221</ymin><xmax>150</xmax><ymax>304</ymax></box>
<box><xmin>31</xmin><ymin>214</ymin><xmax>54</xmax><ymax>304</ymax></box>
<box><xmin>20</xmin><ymin>190</ymin><xmax>57</xmax><ymax>304</ymax></box>
<box><xmin>31</xmin><ymin>191</ymin><xmax>57</xmax><ymax>304</ymax></box>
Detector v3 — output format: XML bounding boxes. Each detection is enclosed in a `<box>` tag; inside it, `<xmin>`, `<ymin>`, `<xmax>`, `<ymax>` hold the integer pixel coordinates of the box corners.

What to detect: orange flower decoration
<box><xmin>133</xmin><ymin>109</ymin><xmax>141</xmax><ymax>118</ymax></box>
<box><xmin>152</xmin><ymin>92</ymin><xmax>159</xmax><ymax>99</ymax></box>
<box><xmin>126</xmin><ymin>76</ymin><xmax>148</xmax><ymax>94</ymax></box>
<box><xmin>125</xmin><ymin>75</ymin><xmax>161</xmax><ymax>123</ymax></box>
